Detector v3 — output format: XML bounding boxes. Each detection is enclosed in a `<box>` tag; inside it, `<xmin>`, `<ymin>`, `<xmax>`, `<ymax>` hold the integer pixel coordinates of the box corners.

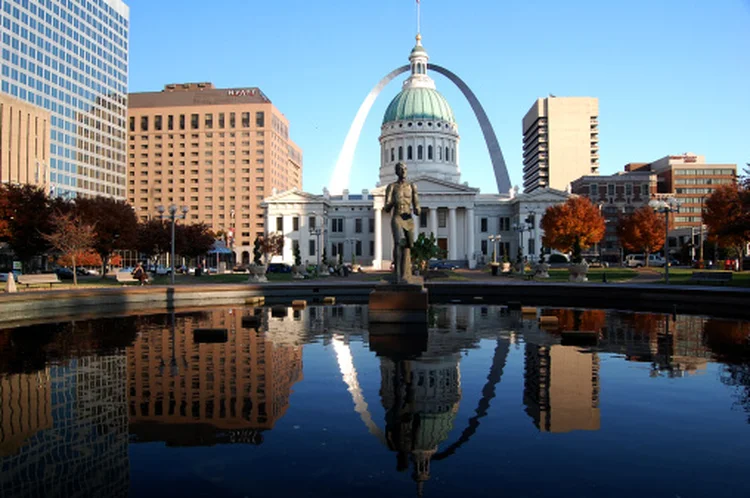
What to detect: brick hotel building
<box><xmin>127</xmin><ymin>83</ymin><xmax>302</xmax><ymax>262</ymax></box>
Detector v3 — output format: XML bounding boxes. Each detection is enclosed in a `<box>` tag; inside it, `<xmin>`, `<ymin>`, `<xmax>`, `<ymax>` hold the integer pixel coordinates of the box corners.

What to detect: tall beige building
<box><xmin>128</xmin><ymin>83</ymin><xmax>302</xmax><ymax>256</ymax></box>
<box><xmin>522</xmin><ymin>96</ymin><xmax>599</xmax><ymax>192</ymax></box>
<box><xmin>0</xmin><ymin>93</ymin><xmax>51</xmax><ymax>189</ymax></box>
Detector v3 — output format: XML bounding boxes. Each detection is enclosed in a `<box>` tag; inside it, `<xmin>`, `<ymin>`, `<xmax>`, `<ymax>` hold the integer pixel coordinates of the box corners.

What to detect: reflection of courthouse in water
<box><xmin>128</xmin><ymin>308</ymin><xmax>303</xmax><ymax>446</ymax></box>
<box><xmin>0</xmin><ymin>356</ymin><xmax>129</xmax><ymax>498</ymax></box>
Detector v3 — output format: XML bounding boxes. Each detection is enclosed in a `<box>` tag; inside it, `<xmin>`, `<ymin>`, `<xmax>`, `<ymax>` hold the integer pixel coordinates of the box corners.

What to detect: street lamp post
<box><xmin>488</xmin><ymin>235</ymin><xmax>501</xmax><ymax>264</ymax></box>
<box><xmin>649</xmin><ymin>197</ymin><xmax>680</xmax><ymax>284</ymax></box>
<box><xmin>513</xmin><ymin>222</ymin><xmax>529</xmax><ymax>275</ymax></box>
<box><xmin>157</xmin><ymin>204</ymin><xmax>189</xmax><ymax>285</ymax></box>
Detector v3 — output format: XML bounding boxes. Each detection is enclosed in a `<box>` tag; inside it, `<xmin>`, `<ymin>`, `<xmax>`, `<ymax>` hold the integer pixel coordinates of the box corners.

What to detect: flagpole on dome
<box><xmin>416</xmin><ymin>0</ymin><xmax>421</xmax><ymax>37</ymax></box>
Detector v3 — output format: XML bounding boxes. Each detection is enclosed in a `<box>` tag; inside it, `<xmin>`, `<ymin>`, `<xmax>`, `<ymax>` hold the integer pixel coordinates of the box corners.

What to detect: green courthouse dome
<box><xmin>382</xmin><ymin>87</ymin><xmax>456</xmax><ymax>125</ymax></box>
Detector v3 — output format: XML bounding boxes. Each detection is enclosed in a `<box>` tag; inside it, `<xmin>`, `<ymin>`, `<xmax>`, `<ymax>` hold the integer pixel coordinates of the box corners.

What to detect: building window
<box><xmin>256</xmin><ymin>112</ymin><xmax>265</xmax><ymax>127</ymax></box>
<box><xmin>439</xmin><ymin>147</ymin><xmax>443</xmax><ymax>160</ymax></box>
<box><xmin>229</xmin><ymin>113</ymin><xmax>236</xmax><ymax>128</ymax></box>
<box><xmin>309</xmin><ymin>216</ymin><xmax>317</xmax><ymax>230</ymax></box>
<box><xmin>370</xmin><ymin>240</ymin><xmax>375</xmax><ymax>256</ymax></box>
<box><xmin>309</xmin><ymin>239</ymin><xmax>316</xmax><ymax>257</ymax></box>
<box><xmin>643</xmin><ymin>184</ymin><xmax>650</xmax><ymax>196</ymax></box>
<box><xmin>407</xmin><ymin>146</ymin><xmax>413</xmax><ymax>160</ymax></box>
<box><xmin>417</xmin><ymin>145</ymin><xmax>423</xmax><ymax>160</ymax></box>
<box><xmin>242</xmin><ymin>112</ymin><xmax>250</xmax><ymax>127</ymax></box>
<box><xmin>155</xmin><ymin>115</ymin><xmax>162</xmax><ymax>131</ymax></box>
<box><xmin>129</xmin><ymin>117</ymin><xmax>135</xmax><ymax>132</ymax></box>
<box><xmin>428</xmin><ymin>145</ymin><xmax>433</xmax><ymax>160</ymax></box>
<box><xmin>438</xmin><ymin>209</ymin><xmax>447</xmax><ymax>228</ymax></box>
<box><xmin>140</xmin><ymin>116</ymin><xmax>148</xmax><ymax>132</ymax></box>
<box><xmin>607</xmin><ymin>184</ymin><xmax>615</xmax><ymax>196</ymax></box>
<box><xmin>179</xmin><ymin>114</ymin><xmax>186</xmax><ymax>130</ymax></box>
<box><xmin>292</xmin><ymin>217</ymin><xmax>299</xmax><ymax>231</ymax></box>
<box><xmin>590</xmin><ymin>184</ymin><xmax>599</xmax><ymax>196</ymax></box>
<box><xmin>356</xmin><ymin>240</ymin><xmax>362</xmax><ymax>256</ymax></box>
<box><xmin>167</xmin><ymin>115</ymin><xmax>174</xmax><ymax>130</ymax></box>
<box><xmin>218</xmin><ymin>113</ymin><xmax>225</xmax><ymax>128</ymax></box>
<box><xmin>499</xmin><ymin>217</ymin><xmax>510</xmax><ymax>231</ymax></box>
<box><xmin>331</xmin><ymin>218</ymin><xmax>344</xmax><ymax>233</ymax></box>
<box><xmin>355</xmin><ymin>218</ymin><xmax>362</xmax><ymax>233</ymax></box>
<box><xmin>390</xmin><ymin>148</ymin><xmax>395</xmax><ymax>162</ymax></box>
<box><xmin>625</xmin><ymin>183</ymin><xmax>632</xmax><ymax>196</ymax></box>
<box><xmin>205</xmin><ymin>114</ymin><xmax>213</xmax><ymax>129</ymax></box>
<box><xmin>420</xmin><ymin>210</ymin><xmax>427</xmax><ymax>228</ymax></box>
<box><xmin>369</xmin><ymin>217</ymin><xmax>374</xmax><ymax>233</ymax></box>
<box><xmin>276</xmin><ymin>216</ymin><xmax>283</xmax><ymax>232</ymax></box>
<box><xmin>398</xmin><ymin>146</ymin><xmax>403</xmax><ymax>161</ymax></box>
<box><xmin>481</xmin><ymin>240</ymin><xmax>488</xmax><ymax>255</ymax></box>
<box><xmin>191</xmin><ymin>114</ymin><xmax>199</xmax><ymax>129</ymax></box>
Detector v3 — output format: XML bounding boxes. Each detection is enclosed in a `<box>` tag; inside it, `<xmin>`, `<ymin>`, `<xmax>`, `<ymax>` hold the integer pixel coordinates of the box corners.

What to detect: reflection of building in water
<box><xmin>0</xmin><ymin>369</ymin><xmax>52</xmax><ymax>457</ymax></box>
<box><xmin>0</xmin><ymin>355</ymin><xmax>129</xmax><ymax>498</ymax></box>
<box><xmin>128</xmin><ymin>309</ymin><xmax>303</xmax><ymax>445</ymax></box>
<box><xmin>524</xmin><ymin>345</ymin><xmax>600</xmax><ymax>433</ymax></box>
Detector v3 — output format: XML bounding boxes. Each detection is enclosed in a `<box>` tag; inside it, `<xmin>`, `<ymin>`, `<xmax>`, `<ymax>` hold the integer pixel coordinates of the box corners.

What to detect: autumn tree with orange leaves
<box><xmin>541</xmin><ymin>197</ymin><xmax>605</xmax><ymax>263</ymax></box>
<box><xmin>703</xmin><ymin>184</ymin><xmax>750</xmax><ymax>271</ymax></box>
<box><xmin>617</xmin><ymin>206</ymin><xmax>666</xmax><ymax>267</ymax></box>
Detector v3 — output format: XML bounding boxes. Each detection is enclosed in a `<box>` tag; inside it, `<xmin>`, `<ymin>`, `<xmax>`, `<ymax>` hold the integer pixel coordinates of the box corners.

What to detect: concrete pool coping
<box><xmin>1</xmin><ymin>280</ymin><xmax>749</xmax><ymax>327</ymax></box>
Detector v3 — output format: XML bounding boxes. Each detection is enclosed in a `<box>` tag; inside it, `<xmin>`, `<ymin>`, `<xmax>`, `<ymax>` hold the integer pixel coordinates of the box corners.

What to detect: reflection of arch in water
<box><xmin>329</xmin><ymin>64</ymin><xmax>511</xmax><ymax>195</ymax></box>
<box><xmin>333</xmin><ymin>333</ymin><xmax>511</xmax><ymax>461</ymax></box>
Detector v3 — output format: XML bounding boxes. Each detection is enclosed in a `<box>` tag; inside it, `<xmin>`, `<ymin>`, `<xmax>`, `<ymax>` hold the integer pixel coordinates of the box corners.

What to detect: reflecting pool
<box><xmin>1</xmin><ymin>305</ymin><xmax>750</xmax><ymax>497</ymax></box>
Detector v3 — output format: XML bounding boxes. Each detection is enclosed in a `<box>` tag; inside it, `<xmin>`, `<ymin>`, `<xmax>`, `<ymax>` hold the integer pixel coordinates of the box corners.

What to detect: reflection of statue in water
<box><xmin>384</xmin><ymin>162</ymin><xmax>420</xmax><ymax>284</ymax></box>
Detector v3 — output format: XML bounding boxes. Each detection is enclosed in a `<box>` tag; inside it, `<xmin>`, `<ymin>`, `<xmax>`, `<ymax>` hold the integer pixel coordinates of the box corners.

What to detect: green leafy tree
<box><xmin>135</xmin><ymin>220</ymin><xmax>171</xmax><ymax>268</ymax></box>
<box><xmin>0</xmin><ymin>184</ymin><xmax>53</xmax><ymax>271</ymax></box>
<box><xmin>253</xmin><ymin>236</ymin><xmax>263</xmax><ymax>265</ymax></box>
<box><xmin>293</xmin><ymin>241</ymin><xmax>302</xmax><ymax>266</ymax></box>
<box><xmin>76</xmin><ymin>197</ymin><xmax>137</xmax><ymax>276</ymax></box>
<box><xmin>176</xmin><ymin>223</ymin><xmax>215</xmax><ymax>263</ymax></box>
<box><xmin>412</xmin><ymin>233</ymin><xmax>445</xmax><ymax>272</ymax></box>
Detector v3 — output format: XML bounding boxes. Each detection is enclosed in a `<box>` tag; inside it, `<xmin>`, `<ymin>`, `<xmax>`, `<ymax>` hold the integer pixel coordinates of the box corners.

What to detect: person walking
<box><xmin>132</xmin><ymin>262</ymin><xmax>147</xmax><ymax>286</ymax></box>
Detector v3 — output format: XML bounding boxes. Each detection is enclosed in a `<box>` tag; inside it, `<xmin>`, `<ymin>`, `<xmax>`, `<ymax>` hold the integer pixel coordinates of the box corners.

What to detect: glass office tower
<box><xmin>0</xmin><ymin>0</ymin><xmax>129</xmax><ymax>199</ymax></box>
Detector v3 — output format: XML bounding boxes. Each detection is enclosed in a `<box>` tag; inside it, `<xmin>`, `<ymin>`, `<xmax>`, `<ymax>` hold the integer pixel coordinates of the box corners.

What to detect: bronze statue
<box><xmin>384</xmin><ymin>162</ymin><xmax>420</xmax><ymax>284</ymax></box>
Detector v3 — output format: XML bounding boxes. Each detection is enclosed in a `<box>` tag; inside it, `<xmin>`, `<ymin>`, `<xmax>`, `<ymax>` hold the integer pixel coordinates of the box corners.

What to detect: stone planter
<box><xmin>247</xmin><ymin>264</ymin><xmax>268</xmax><ymax>283</ymax></box>
<box><xmin>292</xmin><ymin>265</ymin><xmax>305</xmax><ymax>280</ymax></box>
<box><xmin>490</xmin><ymin>263</ymin><xmax>500</xmax><ymax>276</ymax></box>
<box><xmin>502</xmin><ymin>262</ymin><xmax>511</xmax><ymax>273</ymax></box>
<box><xmin>534</xmin><ymin>262</ymin><xmax>550</xmax><ymax>279</ymax></box>
<box><xmin>568</xmin><ymin>262</ymin><xmax>589</xmax><ymax>282</ymax></box>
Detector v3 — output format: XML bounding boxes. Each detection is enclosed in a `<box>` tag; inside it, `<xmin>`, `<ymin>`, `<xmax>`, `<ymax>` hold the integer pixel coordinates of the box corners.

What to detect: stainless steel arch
<box><xmin>329</xmin><ymin>64</ymin><xmax>511</xmax><ymax>194</ymax></box>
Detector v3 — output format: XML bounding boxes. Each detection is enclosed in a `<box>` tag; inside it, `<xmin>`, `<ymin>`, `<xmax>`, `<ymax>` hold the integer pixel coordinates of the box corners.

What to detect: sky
<box><xmin>126</xmin><ymin>0</ymin><xmax>750</xmax><ymax>194</ymax></box>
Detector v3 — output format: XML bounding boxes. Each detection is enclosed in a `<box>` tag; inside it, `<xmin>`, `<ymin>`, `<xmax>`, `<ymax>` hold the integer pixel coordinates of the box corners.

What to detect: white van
<box><xmin>624</xmin><ymin>254</ymin><xmax>666</xmax><ymax>268</ymax></box>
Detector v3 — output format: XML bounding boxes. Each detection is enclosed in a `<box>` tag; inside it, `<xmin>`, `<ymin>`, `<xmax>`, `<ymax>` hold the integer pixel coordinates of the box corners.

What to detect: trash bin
<box><xmin>491</xmin><ymin>264</ymin><xmax>499</xmax><ymax>276</ymax></box>
<box><xmin>195</xmin><ymin>267</ymin><xmax>203</xmax><ymax>277</ymax></box>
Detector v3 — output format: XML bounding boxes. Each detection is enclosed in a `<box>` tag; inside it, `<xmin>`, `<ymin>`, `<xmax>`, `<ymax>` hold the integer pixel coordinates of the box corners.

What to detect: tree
<box><xmin>176</xmin><ymin>223</ymin><xmax>215</xmax><ymax>263</ymax></box>
<box><xmin>57</xmin><ymin>250</ymin><xmax>102</xmax><ymax>268</ymax></box>
<box><xmin>293</xmin><ymin>241</ymin><xmax>302</xmax><ymax>266</ymax></box>
<box><xmin>541</xmin><ymin>197</ymin><xmax>605</xmax><ymax>263</ymax></box>
<box><xmin>703</xmin><ymin>184</ymin><xmax>750</xmax><ymax>271</ymax></box>
<box><xmin>0</xmin><ymin>184</ymin><xmax>53</xmax><ymax>271</ymax></box>
<box><xmin>257</xmin><ymin>233</ymin><xmax>284</xmax><ymax>264</ymax></box>
<box><xmin>42</xmin><ymin>211</ymin><xmax>96</xmax><ymax>285</ymax></box>
<box><xmin>252</xmin><ymin>236</ymin><xmax>263</xmax><ymax>265</ymax></box>
<box><xmin>412</xmin><ymin>232</ymin><xmax>445</xmax><ymax>272</ymax></box>
<box><xmin>135</xmin><ymin>220</ymin><xmax>170</xmax><ymax>267</ymax></box>
<box><xmin>617</xmin><ymin>206</ymin><xmax>666</xmax><ymax>267</ymax></box>
<box><xmin>76</xmin><ymin>197</ymin><xmax>138</xmax><ymax>276</ymax></box>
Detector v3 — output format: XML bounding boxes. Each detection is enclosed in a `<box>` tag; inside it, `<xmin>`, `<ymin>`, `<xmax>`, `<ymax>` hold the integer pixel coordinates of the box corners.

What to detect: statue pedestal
<box><xmin>368</xmin><ymin>282</ymin><xmax>428</xmax><ymax>324</ymax></box>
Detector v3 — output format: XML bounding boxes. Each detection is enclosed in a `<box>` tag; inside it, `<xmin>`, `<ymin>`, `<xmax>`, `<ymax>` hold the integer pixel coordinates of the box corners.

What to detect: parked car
<box><xmin>624</xmin><ymin>254</ymin><xmax>666</xmax><ymax>268</ymax></box>
<box><xmin>55</xmin><ymin>267</ymin><xmax>75</xmax><ymax>280</ymax></box>
<box><xmin>0</xmin><ymin>269</ymin><xmax>22</xmax><ymax>282</ymax></box>
<box><xmin>429</xmin><ymin>260</ymin><xmax>459</xmax><ymax>270</ymax></box>
<box><xmin>155</xmin><ymin>266</ymin><xmax>172</xmax><ymax>276</ymax></box>
<box><xmin>266</xmin><ymin>263</ymin><xmax>293</xmax><ymax>274</ymax></box>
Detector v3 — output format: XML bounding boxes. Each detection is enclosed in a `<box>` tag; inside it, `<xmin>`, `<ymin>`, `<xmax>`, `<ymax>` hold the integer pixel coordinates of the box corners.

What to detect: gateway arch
<box><xmin>329</xmin><ymin>64</ymin><xmax>511</xmax><ymax>195</ymax></box>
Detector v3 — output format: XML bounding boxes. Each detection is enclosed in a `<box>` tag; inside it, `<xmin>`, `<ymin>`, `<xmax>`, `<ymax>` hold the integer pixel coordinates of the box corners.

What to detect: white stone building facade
<box><xmin>259</xmin><ymin>37</ymin><xmax>569</xmax><ymax>269</ymax></box>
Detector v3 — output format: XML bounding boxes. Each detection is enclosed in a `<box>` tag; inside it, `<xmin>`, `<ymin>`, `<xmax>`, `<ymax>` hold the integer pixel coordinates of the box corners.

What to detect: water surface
<box><xmin>1</xmin><ymin>305</ymin><xmax>749</xmax><ymax>497</ymax></box>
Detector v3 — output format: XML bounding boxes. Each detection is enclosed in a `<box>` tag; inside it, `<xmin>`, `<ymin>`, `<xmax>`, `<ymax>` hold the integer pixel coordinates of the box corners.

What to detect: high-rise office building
<box><xmin>0</xmin><ymin>0</ymin><xmax>129</xmax><ymax>199</ymax></box>
<box><xmin>522</xmin><ymin>96</ymin><xmax>599</xmax><ymax>192</ymax></box>
<box><xmin>127</xmin><ymin>82</ymin><xmax>303</xmax><ymax>256</ymax></box>
<box><xmin>0</xmin><ymin>92</ymin><xmax>50</xmax><ymax>188</ymax></box>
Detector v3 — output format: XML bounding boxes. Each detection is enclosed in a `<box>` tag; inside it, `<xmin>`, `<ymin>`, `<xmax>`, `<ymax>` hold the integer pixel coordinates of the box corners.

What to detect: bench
<box><xmin>689</xmin><ymin>271</ymin><xmax>733</xmax><ymax>285</ymax></box>
<box><xmin>116</xmin><ymin>272</ymin><xmax>147</xmax><ymax>285</ymax></box>
<box><xmin>17</xmin><ymin>274</ymin><xmax>62</xmax><ymax>288</ymax></box>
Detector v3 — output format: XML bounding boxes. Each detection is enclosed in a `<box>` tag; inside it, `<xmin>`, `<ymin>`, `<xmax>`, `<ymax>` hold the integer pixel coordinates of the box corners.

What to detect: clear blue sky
<box><xmin>127</xmin><ymin>0</ymin><xmax>750</xmax><ymax>194</ymax></box>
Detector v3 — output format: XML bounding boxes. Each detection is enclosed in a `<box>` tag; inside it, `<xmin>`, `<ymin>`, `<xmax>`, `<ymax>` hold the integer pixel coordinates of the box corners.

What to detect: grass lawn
<box><xmin>648</xmin><ymin>268</ymin><xmax>750</xmax><ymax>287</ymax></box>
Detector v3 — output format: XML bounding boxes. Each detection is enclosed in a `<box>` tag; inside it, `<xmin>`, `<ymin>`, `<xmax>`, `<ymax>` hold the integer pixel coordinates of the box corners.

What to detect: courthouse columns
<box><xmin>429</xmin><ymin>207</ymin><xmax>438</xmax><ymax>238</ymax></box>
<box><xmin>374</xmin><ymin>207</ymin><xmax>383</xmax><ymax>268</ymax></box>
<box><xmin>466</xmin><ymin>207</ymin><xmax>475</xmax><ymax>268</ymax></box>
<box><xmin>448</xmin><ymin>207</ymin><xmax>457</xmax><ymax>259</ymax></box>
